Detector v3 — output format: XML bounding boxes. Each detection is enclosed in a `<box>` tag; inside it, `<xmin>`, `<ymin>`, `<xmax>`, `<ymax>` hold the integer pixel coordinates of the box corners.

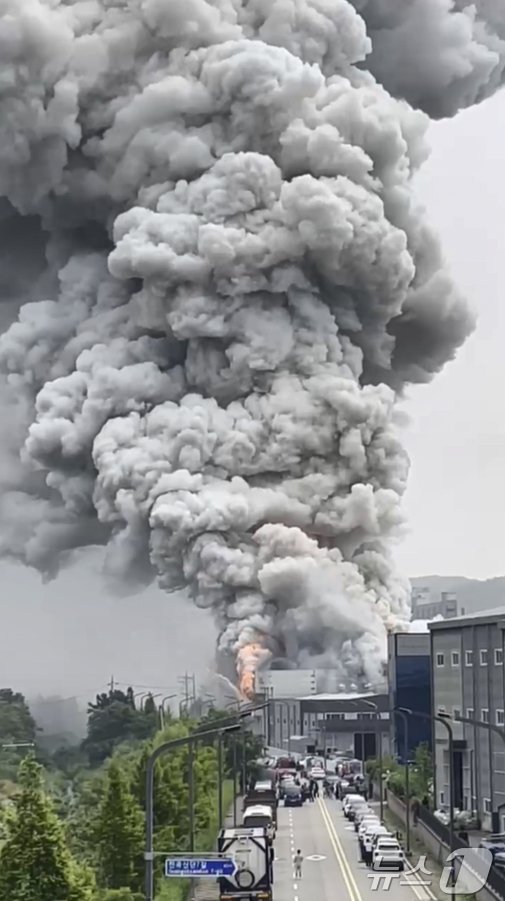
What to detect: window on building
<box><xmin>453</xmin><ymin>707</ymin><xmax>461</xmax><ymax>720</ymax></box>
<box><xmin>482</xmin><ymin>708</ymin><xmax>489</xmax><ymax>723</ymax></box>
<box><xmin>497</xmin><ymin>710</ymin><xmax>505</xmax><ymax>726</ymax></box>
<box><xmin>451</xmin><ymin>651</ymin><xmax>460</xmax><ymax>667</ymax></box>
<box><xmin>484</xmin><ymin>799</ymin><xmax>492</xmax><ymax>814</ymax></box>
<box><xmin>439</xmin><ymin>791</ymin><xmax>445</xmax><ymax>805</ymax></box>
<box><xmin>467</xmin><ymin>708</ymin><xmax>474</xmax><ymax>720</ymax></box>
<box><xmin>465</xmin><ymin>650</ymin><xmax>473</xmax><ymax>667</ymax></box>
<box><xmin>480</xmin><ymin>649</ymin><xmax>488</xmax><ymax>666</ymax></box>
<box><xmin>436</xmin><ymin>653</ymin><xmax>445</xmax><ymax>667</ymax></box>
<box><xmin>495</xmin><ymin>648</ymin><xmax>503</xmax><ymax>666</ymax></box>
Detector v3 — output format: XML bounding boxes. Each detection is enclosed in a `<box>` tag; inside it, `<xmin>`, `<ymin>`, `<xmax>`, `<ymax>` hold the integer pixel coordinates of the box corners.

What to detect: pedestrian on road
<box><xmin>293</xmin><ymin>850</ymin><xmax>303</xmax><ymax>879</ymax></box>
<box><xmin>313</xmin><ymin>780</ymin><xmax>319</xmax><ymax>799</ymax></box>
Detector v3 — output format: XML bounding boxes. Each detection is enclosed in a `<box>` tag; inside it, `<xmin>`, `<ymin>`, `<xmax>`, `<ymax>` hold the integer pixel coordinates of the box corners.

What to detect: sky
<box><xmin>1</xmin><ymin>82</ymin><xmax>504</xmax><ymax>701</ymax></box>
<box><xmin>395</xmin><ymin>88</ymin><xmax>505</xmax><ymax>581</ymax></box>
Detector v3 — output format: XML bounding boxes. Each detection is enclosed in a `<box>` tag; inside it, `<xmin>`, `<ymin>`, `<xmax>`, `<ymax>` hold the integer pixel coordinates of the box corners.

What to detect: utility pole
<box><xmin>178</xmin><ymin>672</ymin><xmax>197</xmax><ymax>715</ymax></box>
<box><xmin>108</xmin><ymin>674</ymin><xmax>115</xmax><ymax>694</ymax></box>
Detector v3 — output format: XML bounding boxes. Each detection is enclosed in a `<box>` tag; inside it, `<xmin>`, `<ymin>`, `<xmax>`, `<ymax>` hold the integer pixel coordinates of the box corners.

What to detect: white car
<box><xmin>372</xmin><ymin>838</ymin><xmax>405</xmax><ymax>871</ymax></box>
<box><xmin>362</xmin><ymin>826</ymin><xmax>391</xmax><ymax>863</ymax></box>
<box><xmin>354</xmin><ymin>807</ymin><xmax>374</xmax><ymax>831</ymax></box>
<box><xmin>358</xmin><ymin>817</ymin><xmax>381</xmax><ymax>841</ymax></box>
<box><xmin>343</xmin><ymin>795</ymin><xmax>367</xmax><ymax>819</ymax></box>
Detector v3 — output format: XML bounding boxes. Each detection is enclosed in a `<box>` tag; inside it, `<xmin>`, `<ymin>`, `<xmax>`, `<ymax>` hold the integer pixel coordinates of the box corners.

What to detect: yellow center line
<box><xmin>317</xmin><ymin>798</ymin><xmax>362</xmax><ymax>901</ymax></box>
<box><xmin>318</xmin><ymin>798</ymin><xmax>438</xmax><ymax>901</ymax></box>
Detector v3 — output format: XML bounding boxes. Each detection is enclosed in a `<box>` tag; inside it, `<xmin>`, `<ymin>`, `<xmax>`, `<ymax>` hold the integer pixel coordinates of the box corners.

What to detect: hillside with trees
<box><xmin>0</xmin><ymin>687</ymin><xmax>262</xmax><ymax>901</ymax></box>
<box><xmin>411</xmin><ymin>575</ymin><xmax>505</xmax><ymax>615</ymax></box>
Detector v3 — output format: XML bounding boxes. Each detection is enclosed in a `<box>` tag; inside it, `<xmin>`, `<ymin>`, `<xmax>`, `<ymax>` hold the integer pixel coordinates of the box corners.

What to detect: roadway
<box><xmin>273</xmin><ymin>796</ymin><xmax>441</xmax><ymax>901</ymax></box>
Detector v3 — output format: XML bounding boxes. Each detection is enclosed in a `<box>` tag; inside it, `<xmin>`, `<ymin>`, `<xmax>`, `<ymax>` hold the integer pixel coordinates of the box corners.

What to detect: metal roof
<box><xmin>428</xmin><ymin>608</ymin><xmax>505</xmax><ymax>630</ymax></box>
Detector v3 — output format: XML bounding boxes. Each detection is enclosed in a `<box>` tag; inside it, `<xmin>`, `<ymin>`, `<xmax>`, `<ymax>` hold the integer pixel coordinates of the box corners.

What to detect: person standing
<box><xmin>293</xmin><ymin>849</ymin><xmax>303</xmax><ymax>879</ymax></box>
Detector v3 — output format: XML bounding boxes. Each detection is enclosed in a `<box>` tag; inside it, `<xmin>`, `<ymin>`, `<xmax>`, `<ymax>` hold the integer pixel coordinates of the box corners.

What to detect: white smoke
<box><xmin>0</xmin><ymin>0</ymin><xmax>498</xmax><ymax>687</ymax></box>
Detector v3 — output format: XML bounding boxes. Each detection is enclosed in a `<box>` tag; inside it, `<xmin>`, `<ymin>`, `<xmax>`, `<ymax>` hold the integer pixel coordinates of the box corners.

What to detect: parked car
<box><xmin>354</xmin><ymin>807</ymin><xmax>375</xmax><ymax>832</ymax></box>
<box><xmin>343</xmin><ymin>795</ymin><xmax>367</xmax><ymax>819</ymax></box>
<box><xmin>362</xmin><ymin>826</ymin><xmax>391</xmax><ymax>865</ymax></box>
<box><xmin>479</xmin><ymin>837</ymin><xmax>505</xmax><ymax>868</ymax></box>
<box><xmin>372</xmin><ymin>838</ymin><xmax>405</xmax><ymax>871</ymax></box>
<box><xmin>358</xmin><ymin>816</ymin><xmax>381</xmax><ymax>842</ymax></box>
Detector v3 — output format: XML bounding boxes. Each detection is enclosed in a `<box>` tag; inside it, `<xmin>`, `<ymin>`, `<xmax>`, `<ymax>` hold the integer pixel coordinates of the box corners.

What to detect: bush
<box><xmin>95</xmin><ymin>891</ymin><xmax>143</xmax><ymax>901</ymax></box>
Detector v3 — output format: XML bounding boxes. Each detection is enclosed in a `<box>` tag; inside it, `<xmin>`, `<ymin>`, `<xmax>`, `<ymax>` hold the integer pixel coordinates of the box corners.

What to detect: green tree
<box><xmin>411</xmin><ymin>742</ymin><xmax>433</xmax><ymax>802</ymax></box>
<box><xmin>0</xmin><ymin>688</ymin><xmax>37</xmax><ymax>743</ymax></box>
<box><xmin>82</xmin><ymin>689</ymin><xmax>157</xmax><ymax>765</ymax></box>
<box><xmin>0</xmin><ymin>754</ymin><xmax>93</xmax><ymax>901</ymax></box>
<box><xmin>95</xmin><ymin>759</ymin><xmax>143</xmax><ymax>892</ymax></box>
<box><xmin>195</xmin><ymin>708</ymin><xmax>263</xmax><ymax>782</ymax></box>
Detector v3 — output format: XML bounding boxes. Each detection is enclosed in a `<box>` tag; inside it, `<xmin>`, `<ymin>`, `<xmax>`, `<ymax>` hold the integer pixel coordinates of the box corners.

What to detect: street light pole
<box><xmin>454</xmin><ymin>713</ymin><xmax>505</xmax><ymax>832</ymax></box>
<box><xmin>217</xmin><ymin>731</ymin><xmax>224</xmax><ymax>828</ymax></box>
<box><xmin>159</xmin><ymin>694</ymin><xmax>176</xmax><ymax>730</ymax></box>
<box><xmin>233</xmin><ymin>734</ymin><xmax>238</xmax><ymax>827</ymax></box>
<box><xmin>144</xmin><ymin>722</ymin><xmax>241</xmax><ymax>901</ymax></box>
<box><xmin>399</xmin><ymin>707</ymin><xmax>456</xmax><ymax>883</ymax></box>
<box><xmin>394</xmin><ymin>708</ymin><xmax>411</xmax><ymax>855</ymax></box>
<box><xmin>273</xmin><ymin>699</ymin><xmax>291</xmax><ymax>754</ymax></box>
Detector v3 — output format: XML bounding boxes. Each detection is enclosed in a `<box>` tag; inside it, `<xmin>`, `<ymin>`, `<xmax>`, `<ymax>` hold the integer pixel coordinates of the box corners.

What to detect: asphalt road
<box><xmin>274</xmin><ymin>796</ymin><xmax>442</xmax><ymax>901</ymax></box>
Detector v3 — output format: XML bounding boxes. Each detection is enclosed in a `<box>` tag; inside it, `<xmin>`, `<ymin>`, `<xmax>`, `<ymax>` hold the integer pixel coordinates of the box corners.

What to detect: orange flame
<box><xmin>236</xmin><ymin>642</ymin><xmax>272</xmax><ymax>701</ymax></box>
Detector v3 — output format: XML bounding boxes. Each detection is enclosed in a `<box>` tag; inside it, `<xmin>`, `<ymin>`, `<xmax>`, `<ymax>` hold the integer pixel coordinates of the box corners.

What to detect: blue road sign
<box><xmin>165</xmin><ymin>857</ymin><xmax>237</xmax><ymax>878</ymax></box>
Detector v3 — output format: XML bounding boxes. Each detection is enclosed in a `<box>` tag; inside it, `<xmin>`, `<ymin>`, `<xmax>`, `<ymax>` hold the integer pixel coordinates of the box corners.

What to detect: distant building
<box><xmin>412</xmin><ymin>588</ymin><xmax>459</xmax><ymax>621</ymax></box>
<box><xmin>257</xmin><ymin>669</ymin><xmax>317</xmax><ymax>699</ymax></box>
<box><xmin>264</xmin><ymin>690</ymin><xmax>390</xmax><ymax>760</ymax></box>
<box><xmin>429</xmin><ymin>610</ymin><xmax>505</xmax><ymax>832</ymax></box>
<box><xmin>388</xmin><ymin>633</ymin><xmax>432</xmax><ymax>761</ymax></box>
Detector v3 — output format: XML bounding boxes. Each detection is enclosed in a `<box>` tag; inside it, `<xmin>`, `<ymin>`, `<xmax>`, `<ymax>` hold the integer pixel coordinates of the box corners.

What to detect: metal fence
<box><xmin>417</xmin><ymin>805</ymin><xmax>462</xmax><ymax>848</ymax></box>
<box><xmin>417</xmin><ymin>805</ymin><xmax>505</xmax><ymax>901</ymax></box>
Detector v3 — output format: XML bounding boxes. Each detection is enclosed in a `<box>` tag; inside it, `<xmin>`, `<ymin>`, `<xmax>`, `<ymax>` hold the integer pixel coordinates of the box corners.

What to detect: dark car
<box><xmin>284</xmin><ymin>789</ymin><xmax>303</xmax><ymax>807</ymax></box>
<box><xmin>479</xmin><ymin>838</ymin><xmax>505</xmax><ymax>868</ymax></box>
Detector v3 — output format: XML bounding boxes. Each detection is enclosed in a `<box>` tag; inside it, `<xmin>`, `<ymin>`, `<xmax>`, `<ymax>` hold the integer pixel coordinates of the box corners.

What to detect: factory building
<box><xmin>411</xmin><ymin>587</ymin><xmax>460</xmax><ymax>621</ymax></box>
<box><xmin>430</xmin><ymin>611</ymin><xmax>505</xmax><ymax>832</ymax></box>
<box><xmin>263</xmin><ymin>689</ymin><xmax>390</xmax><ymax>760</ymax></box>
<box><xmin>387</xmin><ymin>632</ymin><xmax>432</xmax><ymax>761</ymax></box>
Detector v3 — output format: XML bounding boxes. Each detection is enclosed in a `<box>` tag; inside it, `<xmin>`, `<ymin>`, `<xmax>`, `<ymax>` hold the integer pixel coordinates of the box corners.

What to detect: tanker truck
<box><xmin>217</xmin><ymin>826</ymin><xmax>273</xmax><ymax>901</ymax></box>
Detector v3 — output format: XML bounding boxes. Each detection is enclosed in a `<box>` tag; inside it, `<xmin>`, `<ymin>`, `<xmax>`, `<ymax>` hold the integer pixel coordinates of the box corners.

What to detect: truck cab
<box><xmin>242</xmin><ymin>805</ymin><xmax>275</xmax><ymax>841</ymax></box>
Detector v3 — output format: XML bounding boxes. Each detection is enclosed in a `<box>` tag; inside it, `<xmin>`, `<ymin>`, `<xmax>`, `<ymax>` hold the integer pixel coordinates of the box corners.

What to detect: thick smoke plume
<box><xmin>0</xmin><ymin>0</ymin><xmax>500</xmax><ymax>688</ymax></box>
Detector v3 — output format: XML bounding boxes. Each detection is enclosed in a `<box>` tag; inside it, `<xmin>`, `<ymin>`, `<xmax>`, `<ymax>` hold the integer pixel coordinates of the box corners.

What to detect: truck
<box><xmin>243</xmin><ymin>782</ymin><xmax>277</xmax><ymax>827</ymax></box>
<box><xmin>242</xmin><ymin>804</ymin><xmax>275</xmax><ymax>841</ymax></box>
<box><xmin>217</xmin><ymin>827</ymin><xmax>274</xmax><ymax>901</ymax></box>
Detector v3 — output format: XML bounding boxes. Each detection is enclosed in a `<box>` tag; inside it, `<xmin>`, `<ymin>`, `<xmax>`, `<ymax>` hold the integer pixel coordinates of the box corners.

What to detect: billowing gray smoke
<box><xmin>0</xmin><ymin>0</ymin><xmax>499</xmax><ymax>687</ymax></box>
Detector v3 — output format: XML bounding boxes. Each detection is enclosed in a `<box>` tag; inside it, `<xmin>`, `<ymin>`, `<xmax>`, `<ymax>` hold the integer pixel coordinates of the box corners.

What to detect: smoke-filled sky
<box><xmin>0</xmin><ymin>0</ymin><xmax>504</xmax><ymax>695</ymax></box>
<box><xmin>397</xmin><ymin>87</ymin><xmax>505</xmax><ymax>580</ymax></box>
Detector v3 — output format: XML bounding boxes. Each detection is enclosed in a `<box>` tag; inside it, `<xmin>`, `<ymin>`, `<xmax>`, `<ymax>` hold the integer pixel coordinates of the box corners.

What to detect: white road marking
<box><xmin>294</xmin><ymin>882</ymin><xmax>298</xmax><ymax>890</ymax></box>
<box><xmin>306</xmin><ymin>854</ymin><xmax>326</xmax><ymax>861</ymax></box>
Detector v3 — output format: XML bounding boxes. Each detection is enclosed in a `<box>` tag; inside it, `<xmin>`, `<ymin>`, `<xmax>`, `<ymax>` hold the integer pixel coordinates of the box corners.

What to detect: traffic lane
<box><xmin>273</xmin><ymin>797</ymin><xmax>340</xmax><ymax>901</ymax></box>
<box><xmin>281</xmin><ymin>796</ymin><xmax>356</xmax><ymax>901</ymax></box>
<box><xmin>319</xmin><ymin>797</ymin><xmax>438</xmax><ymax>901</ymax></box>
<box><xmin>273</xmin><ymin>802</ymin><xmax>295</xmax><ymax>901</ymax></box>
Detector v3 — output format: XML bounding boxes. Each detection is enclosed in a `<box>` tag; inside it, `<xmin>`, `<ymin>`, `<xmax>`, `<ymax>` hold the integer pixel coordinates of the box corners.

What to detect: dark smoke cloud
<box><xmin>0</xmin><ymin>0</ymin><xmax>498</xmax><ymax>686</ymax></box>
<box><xmin>350</xmin><ymin>0</ymin><xmax>505</xmax><ymax>118</ymax></box>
